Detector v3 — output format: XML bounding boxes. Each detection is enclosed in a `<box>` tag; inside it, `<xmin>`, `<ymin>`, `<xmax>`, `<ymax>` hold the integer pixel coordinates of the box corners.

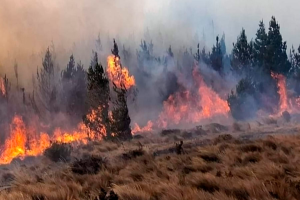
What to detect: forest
<box><xmin>0</xmin><ymin>16</ymin><xmax>299</xmax><ymax>164</ymax></box>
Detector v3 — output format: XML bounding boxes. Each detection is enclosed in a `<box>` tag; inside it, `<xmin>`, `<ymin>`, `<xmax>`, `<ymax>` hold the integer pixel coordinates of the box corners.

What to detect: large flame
<box><xmin>132</xmin><ymin>121</ymin><xmax>153</xmax><ymax>135</ymax></box>
<box><xmin>157</xmin><ymin>68</ymin><xmax>230</xmax><ymax>128</ymax></box>
<box><xmin>270</xmin><ymin>72</ymin><xmax>300</xmax><ymax>117</ymax></box>
<box><xmin>107</xmin><ymin>55</ymin><xmax>135</xmax><ymax>89</ymax></box>
<box><xmin>0</xmin><ymin>57</ymin><xmax>230</xmax><ymax>164</ymax></box>
<box><xmin>271</xmin><ymin>72</ymin><xmax>289</xmax><ymax>114</ymax></box>
<box><xmin>0</xmin><ymin>115</ymin><xmax>97</xmax><ymax>164</ymax></box>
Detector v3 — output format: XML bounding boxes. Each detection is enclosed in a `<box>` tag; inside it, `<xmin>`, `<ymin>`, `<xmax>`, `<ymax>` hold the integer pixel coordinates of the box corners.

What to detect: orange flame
<box><xmin>157</xmin><ymin>68</ymin><xmax>230</xmax><ymax>128</ymax></box>
<box><xmin>0</xmin><ymin>77</ymin><xmax>6</xmax><ymax>96</ymax></box>
<box><xmin>107</xmin><ymin>55</ymin><xmax>135</xmax><ymax>89</ymax></box>
<box><xmin>0</xmin><ymin>111</ymin><xmax>105</xmax><ymax>164</ymax></box>
<box><xmin>271</xmin><ymin>72</ymin><xmax>289</xmax><ymax>114</ymax></box>
<box><xmin>132</xmin><ymin>121</ymin><xmax>153</xmax><ymax>135</ymax></box>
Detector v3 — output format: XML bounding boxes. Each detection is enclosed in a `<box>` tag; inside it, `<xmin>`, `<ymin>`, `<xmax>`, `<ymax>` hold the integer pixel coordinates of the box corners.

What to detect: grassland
<box><xmin>1</xmin><ymin>119</ymin><xmax>300</xmax><ymax>200</ymax></box>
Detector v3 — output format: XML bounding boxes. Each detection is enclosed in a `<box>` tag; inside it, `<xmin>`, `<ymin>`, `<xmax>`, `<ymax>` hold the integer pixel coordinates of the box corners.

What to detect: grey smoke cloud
<box><xmin>0</xmin><ymin>0</ymin><xmax>299</xmax><ymax>87</ymax></box>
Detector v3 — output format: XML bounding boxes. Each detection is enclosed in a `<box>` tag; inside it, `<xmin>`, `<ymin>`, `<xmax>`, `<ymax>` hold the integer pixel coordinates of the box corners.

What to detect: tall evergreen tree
<box><xmin>37</xmin><ymin>48</ymin><xmax>58</xmax><ymax>113</ymax></box>
<box><xmin>231</xmin><ymin>29</ymin><xmax>252</xmax><ymax>75</ymax></box>
<box><xmin>84</xmin><ymin>52</ymin><xmax>110</xmax><ymax>139</ymax></box>
<box><xmin>228</xmin><ymin>78</ymin><xmax>258</xmax><ymax>120</ymax></box>
<box><xmin>61</xmin><ymin>55</ymin><xmax>88</xmax><ymax>123</ymax></box>
<box><xmin>210</xmin><ymin>36</ymin><xmax>223</xmax><ymax>73</ymax></box>
<box><xmin>289</xmin><ymin>45</ymin><xmax>300</xmax><ymax>95</ymax></box>
<box><xmin>220</xmin><ymin>33</ymin><xmax>226</xmax><ymax>56</ymax></box>
<box><xmin>137</xmin><ymin>40</ymin><xmax>154</xmax><ymax>69</ymax></box>
<box><xmin>253</xmin><ymin>20</ymin><xmax>268</xmax><ymax>73</ymax></box>
<box><xmin>265</xmin><ymin>16</ymin><xmax>291</xmax><ymax>75</ymax></box>
<box><xmin>110</xmin><ymin>40</ymin><xmax>132</xmax><ymax>140</ymax></box>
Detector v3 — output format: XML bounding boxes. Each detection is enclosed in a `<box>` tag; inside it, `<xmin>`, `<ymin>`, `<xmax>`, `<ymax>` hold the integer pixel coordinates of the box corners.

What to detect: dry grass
<box><xmin>2</xmin><ymin>124</ymin><xmax>300</xmax><ymax>199</ymax></box>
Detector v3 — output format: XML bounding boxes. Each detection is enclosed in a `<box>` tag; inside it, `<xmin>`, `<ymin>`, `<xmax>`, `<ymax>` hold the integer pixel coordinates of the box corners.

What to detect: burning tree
<box><xmin>84</xmin><ymin>52</ymin><xmax>110</xmax><ymax>139</ymax></box>
<box><xmin>110</xmin><ymin>40</ymin><xmax>132</xmax><ymax>140</ymax></box>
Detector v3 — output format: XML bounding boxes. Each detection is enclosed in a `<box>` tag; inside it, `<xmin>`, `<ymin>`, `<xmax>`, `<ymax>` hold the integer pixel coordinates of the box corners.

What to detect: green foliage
<box><xmin>37</xmin><ymin>48</ymin><xmax>58</xmax><ymax>113</ymax></box>
<box><xmin>220</xmin><ymin>33</ymin><xmax>226</xmax><ymax>56</ymax></box>
<box><xmin>253</xmin><ymin>20</ymin><xmax>268</xmax><ymax>72</ymax></box>
<box><xmin>265</xmin><ymin>16</ymin><xmax>291</xmax><ymax>75</ymax></box>
<box><xmin>43</xmin><ymin>142</ymin><xmax>72</xmax><ymax>162</ymax></box>
<box><xmin>228</xmin><ymin>78</ymin><xmax>258</xmax><ymax>120</ymax></box>
<box><xmin>137</xmin><ymin>40</ymin><xmax>154</xmax><ymax>69</ymax></box>
<box><xmin>61</xmin><ymin>55</ymin><xmax>88</xmax><ymax>122</ymax></box>
<box><xmin>84</xmin><ymin>52</ymin><xmax>110</xmax><ymax>139</ymax></box>
<box><xmin>231</xmin><ymin>29</ymin><xmax>252</xmax><ymax>75</ymax></box>
<box><xmin>210</xmin><ymin>36</ymin><xmax>223</xmax><ymax>73</ymax></box>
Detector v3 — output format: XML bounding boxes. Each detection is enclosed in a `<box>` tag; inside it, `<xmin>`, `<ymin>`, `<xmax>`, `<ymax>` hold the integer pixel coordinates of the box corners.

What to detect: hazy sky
<box><xmin>0</xmin><ymin>0</ymin><xmax>299</xmax><ymax>79</ymax></box>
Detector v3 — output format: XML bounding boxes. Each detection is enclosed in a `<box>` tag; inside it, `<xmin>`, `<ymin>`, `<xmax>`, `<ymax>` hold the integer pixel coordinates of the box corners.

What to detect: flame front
<box><xmin>0</xmin><ymin>115</ymin><xmax>96</xmax><ymax>164</ymax></box>
<box><xmin>132</xmin><ymin>121</ymin><xmax>153</xmax><ymax>135</ymax></box>
<box><xmin>271</xmin><ymin>72</ymin><xmax>289</xmax><ymax>114</ymax></box>
<box><xmin>157</xmin><ymin>68</ymin><xmax>230</xmax><ymax>128</ymax></box>
<box><xmin>107</xmin><ymin>55</ymin><xmax>135</xmax><ymax>89</ymax></box>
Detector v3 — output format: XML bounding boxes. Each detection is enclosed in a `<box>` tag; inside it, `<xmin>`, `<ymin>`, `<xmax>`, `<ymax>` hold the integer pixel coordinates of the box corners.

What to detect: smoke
<box><xmin>0</xmin><ymin>0</ymin><xmax>299</xmax><ymax>125</ymax></box>
<box><xmin>1</xmin><ymin>0</ymin><xmax>300</xmax><ymax>80</ymax></box>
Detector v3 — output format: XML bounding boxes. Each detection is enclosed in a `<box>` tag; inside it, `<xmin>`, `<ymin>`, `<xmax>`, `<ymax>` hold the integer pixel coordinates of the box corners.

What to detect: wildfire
<box><xmin>157</xmin><ymin>68</ymin><xmax>230</xmax><ymax>128</ymax></box>
<box><xmin>0</xmin><ymin>56</ymin><xmax>231</xmax><ymax>164</ymax></box>
<box><xmin>269</xmin><ymin>72</ymin><xmax>300</xmax><ymax>117</ymax></box>
<box><xmin>107</xmin><ymin>55</ymin><xmax>135</xmax><ymax>89</ymax></box>
<box><xmin>0</xmin><ymin>110</ymin><xmax>107</xmax><ymax>164</ymax></box>
<box><xmin>0</xmin><ymin>77</ymin><xmax>6</xmax><ymax>96</ymax></box>
<box><xmin>271</xmin><ymin>72</ymin><xmax>289</xmax><ymax>114</ymax></box>
<box><xmin>132</xmin><ymin>121</ymin><xmax>153</xmax><ymax>135</ymax></box>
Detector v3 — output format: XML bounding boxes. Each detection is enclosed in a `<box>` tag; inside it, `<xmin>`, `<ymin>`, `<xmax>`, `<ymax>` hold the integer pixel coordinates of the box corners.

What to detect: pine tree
<box><xmin>290</xmin><ymin>45</ymin><xmax>300</xmax><ymax>95</ymax></box>
<box><xmin>61</xmin><ymin>55</ymin><xmax>88</xmax><ymax>123</ymax></box>
<box><xmin>253</xmin><ymin>20</ymin><xmax>268</xmax><ymax>73</ymax></box>
<box><xmin>37</xmin><ymin>48</ymin><xmax>58</xmax><ymax>113</ymax></box>
<box><xmin>84</xmin><ymin>52</ymin><xmax>110</xmax><ymax>139</ymax></box>
<box><xmin>220</xmin><ymin>33</ymin><xmax>226</xmax><ymax>56</ymax></box>
<box><xmin>210</xmin><ymin>36</ymin><xmax>223</xmax><ymax>73</ymax></box>
<box><xmin>110</xmin><ymin>40</ymin><xmax>132</xmax><ymax>140</ymax></box>
<box><xmin>137</xmin><ymin>40</ymin><xmax>155</xmax><ymax>69</ymax></box>
<box><xmin>227</xmin><ymin>78</ymin><xmax>258</xmax><ymax>120</ymax></box>
<box><xmin>265</xmin><ymin>16</ymin><xmax>291</xmax><ymax>75</ymax></box>
<box><xmin>231</xmin><ymin>29</ymin><xmax>251</xmax><ymax>75</ymax></box>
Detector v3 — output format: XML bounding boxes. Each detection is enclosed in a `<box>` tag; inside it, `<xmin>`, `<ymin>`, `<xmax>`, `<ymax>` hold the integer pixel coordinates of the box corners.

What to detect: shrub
<box><xmin>43</xmin><ymin>142</ymin><xmax>72</xmax><ymax>162</ymax></box>
<box><xmin>282</xmin><ymin>111</ymin><xmax>291</xmax><ymax>122</ymax></box>
<box><xmin>199</xmin><ymin>152</ymin><xmax>220</xmax><ymax>163</ymax></box>
<box><xmin>213</xmin><ymin>134</ymin><xmax>234</xmax><ymax>144</ymax></box>
<box><xmin>122</xmin><ymin>147</ymin><xmax>145</xmax><ymax>160</ymax></box>
<box><xmin>228</xmin><ymin>78</ymin><xmax>258</xmax><ymax>121</ymax></box>
<box><xmin>71</xmin><ymin>155</ymin><xmax>107</xmax><ymax>175</ymax></box>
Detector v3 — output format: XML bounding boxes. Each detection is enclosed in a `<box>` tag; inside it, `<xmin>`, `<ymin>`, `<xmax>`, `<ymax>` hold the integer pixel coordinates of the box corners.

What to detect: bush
<box><xmin>122</xmin><ymin>147</ymin><xmax>145</xmax><ymax>160</ymax></box>
<box><xmin>228</xmin><ymin>78</ymin><xmax>258</xmax><ymax>121</ymax></box>
<box><xmin>71</xmin><ymin>155</ymin><xmax>107</xmax><ymax>175</ymax></box>
<box><xmin>282</xmin><ymin>111</ymin><xmax>291</xmax><ymax>122</ymax></box>
<box><xmin>43</xmin><ymin>142</ymin><xmax>72</xmax><ymax>162</ymax></box>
